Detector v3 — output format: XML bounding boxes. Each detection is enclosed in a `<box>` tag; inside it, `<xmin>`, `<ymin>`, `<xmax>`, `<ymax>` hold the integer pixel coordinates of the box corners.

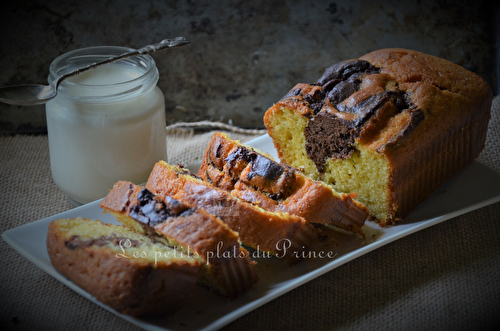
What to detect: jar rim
<box><xmin>48</xmin><ymin>45</ymin><xmax>159</xmax><ymax>101</ymax></box>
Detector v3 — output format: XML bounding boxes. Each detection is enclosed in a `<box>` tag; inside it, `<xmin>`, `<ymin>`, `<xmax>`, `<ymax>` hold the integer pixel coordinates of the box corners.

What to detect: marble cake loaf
<box><xmin>100</xmin><ymin>181</ymin><xmax>258</xmax><ymax>298</ymax></box>
<box><xmin>47</xmin><ymin>218</ymin><xmax>203</xmax><ymax>317</ymax></box>
<box><xmin>145</xmin><ymin>161</ymin><xmax>318</xmax><ymax>262</ymax></box>
<box><xmin>264</xmin><ymin>48</ymin><xmax>492</xmax><ymax>225</ymax></box>
<box><xmin>198</xmin><ymin>132</ymin><xmax>369</xmax><ymax>235</ymax></box>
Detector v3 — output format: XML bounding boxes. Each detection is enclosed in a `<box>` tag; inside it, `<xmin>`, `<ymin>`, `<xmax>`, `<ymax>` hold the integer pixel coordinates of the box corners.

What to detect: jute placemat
<box><xmin>0</xmin><ymin>96</ymin><xmax>499</xmax><ymax>331</ymax></box>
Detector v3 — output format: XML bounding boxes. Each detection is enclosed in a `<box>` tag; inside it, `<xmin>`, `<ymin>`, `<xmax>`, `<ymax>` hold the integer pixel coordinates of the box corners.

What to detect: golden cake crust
<box><xmin>145</xmin><ymin>161</ymin><xmax>319</xmax><ymax>262</ymax></box>
<box><xmin>100</xmin><ymin>181</ymin><xmax>258</xmax><ymax>298</ymax></box>
<box><xmin>47</xmin><ymin>218</ymin><xmax>202</xmax><ymax>317</ymax></box>
<box><xmin>359</xmin><ymin>49</ymin><xmax>492</xmax><ymax>222</ymax></box>
<box><xmin>198</xmin><ymin>132</ymin><xmax>369</xmax><ymax>234</ymax></box>
<box><xmin>358</xmin><ymin>48</ymin><xmax>492</xmax><ymax>152</ymax></box>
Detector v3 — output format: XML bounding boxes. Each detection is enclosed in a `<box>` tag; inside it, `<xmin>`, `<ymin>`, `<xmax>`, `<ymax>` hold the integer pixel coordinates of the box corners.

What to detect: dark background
<box><xmin>0</xmin><ymin>0</ymin><xmax>498</xmax><ymax>134</ymax></box>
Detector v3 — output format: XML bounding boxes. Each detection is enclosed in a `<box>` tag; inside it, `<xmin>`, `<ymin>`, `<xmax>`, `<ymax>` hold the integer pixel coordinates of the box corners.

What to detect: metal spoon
<box><xmin>0</xmin><ymin>37</ymin><xmax>190</xmax><ymax>106</ymax></box>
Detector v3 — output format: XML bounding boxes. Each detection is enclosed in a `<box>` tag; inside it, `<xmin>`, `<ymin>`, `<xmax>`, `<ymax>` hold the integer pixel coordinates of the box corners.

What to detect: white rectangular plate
<box><xmin>3</xmin><ymin>134</ymin><xmax>500</xmax><ymax>331</ymax></box>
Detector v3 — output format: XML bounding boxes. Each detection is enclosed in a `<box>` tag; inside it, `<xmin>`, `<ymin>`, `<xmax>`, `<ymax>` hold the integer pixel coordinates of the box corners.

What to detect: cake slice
<box><xmin>47</xmin><ymin>217</ymin><xmax>203</xmax><ymax>317</ymax></box>
<box><xmin>264</xmin><ymin>48</ymin><xmax>492</xmax><ymax>225</ymax></box>
<box><xmin>198</xmin><ymin>132</ymin><xmax>369</xmax><ymax>235</ymax></box>
<box><xmin>145</xmin><ymin>161</ymin><xmax>318</xmax><ymax>262</ymax></box>
<box><xmin>99</xmin><ymin>181</ymin><xmax>258</xmax><ymax>298</ymax></box>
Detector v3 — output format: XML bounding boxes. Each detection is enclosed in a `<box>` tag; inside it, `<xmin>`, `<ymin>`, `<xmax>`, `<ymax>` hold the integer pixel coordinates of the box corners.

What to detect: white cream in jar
<box><xmin>46</xmin><ymin>46</ymin><xmax>167</xmax><ymax>205</ymax></box>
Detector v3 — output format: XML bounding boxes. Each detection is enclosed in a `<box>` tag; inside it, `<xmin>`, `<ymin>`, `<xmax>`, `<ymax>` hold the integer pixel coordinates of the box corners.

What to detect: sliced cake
<box><xmin>99</xmin><ymin>181</ymin><xmax>258</xmax><ymax>298</ymax></box>
<box><xmin>198</xmin><ymin>132</ymin><xmax>369</xmax><ymax>235</ymax></box>
<box><xmin>145</xmin><ymin>161</ymin><xmax>318</xmax><ymax>262</ymax></box>
<box><xmin>47</xmin><ymin>217</ymin><xmax>203</xmax><ymax>317</ymax></box>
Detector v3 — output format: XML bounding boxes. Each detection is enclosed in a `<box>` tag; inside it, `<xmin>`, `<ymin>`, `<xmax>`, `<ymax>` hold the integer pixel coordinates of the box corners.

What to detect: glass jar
<box><xmin>46</xmin><ymin>46</ymin><xmax>167</xmax><ymax>206</ymax></box>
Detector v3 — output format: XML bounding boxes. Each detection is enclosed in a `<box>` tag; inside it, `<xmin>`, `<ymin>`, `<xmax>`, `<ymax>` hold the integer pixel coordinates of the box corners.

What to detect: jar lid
<box><xmin>48</xmin><ymin>46</ymin><xmax>159</xmax><ymax>101</ymax></box>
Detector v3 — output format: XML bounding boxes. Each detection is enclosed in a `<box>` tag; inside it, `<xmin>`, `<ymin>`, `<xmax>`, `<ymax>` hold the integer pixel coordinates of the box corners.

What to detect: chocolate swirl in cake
<box><xmin>304</xmin><ymin>113</ymin><xmax>356</xmax><ymax>173</ymax></box>
<box><xmin>130</xmin><ymin>188</ymin><xmax>195</xmax><ymax>227</ymax></box>
<box><xmin>65</xmin><ymin>235</ymin><xmax>140</xmax><ymax>250</ymax></box>
<box><xmin>225</xmin><ymin>147</ymin><xmax>284</xmax><ymax>181</ymax></box>
<box><xmin>207</xmin><ymin>144</ymin><xmax>297</xmax><ymax>201</ymax></box>
<box><xmin>281</xmin><ymin>59</ymin><xmax>420</xmax><ymax>174</ymax></box>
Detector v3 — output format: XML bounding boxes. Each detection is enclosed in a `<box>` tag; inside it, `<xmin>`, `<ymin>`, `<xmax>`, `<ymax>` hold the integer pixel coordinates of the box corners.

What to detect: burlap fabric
<box><xmin>1</xmin><ymin>96</ymin><xmax>499</xmax><ymax>331</ymax></box>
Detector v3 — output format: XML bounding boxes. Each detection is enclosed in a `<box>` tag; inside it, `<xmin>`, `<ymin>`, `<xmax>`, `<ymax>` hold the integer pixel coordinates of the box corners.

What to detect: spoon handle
<box><xmin>137</xmin><ymin>36</ymin><xmax>191</xmax><ymax>54</ymax></box>
<box><xmin>55</xmin><ymin>37</ymin><xmax>190</xmax><ymax>86</ymax></box>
